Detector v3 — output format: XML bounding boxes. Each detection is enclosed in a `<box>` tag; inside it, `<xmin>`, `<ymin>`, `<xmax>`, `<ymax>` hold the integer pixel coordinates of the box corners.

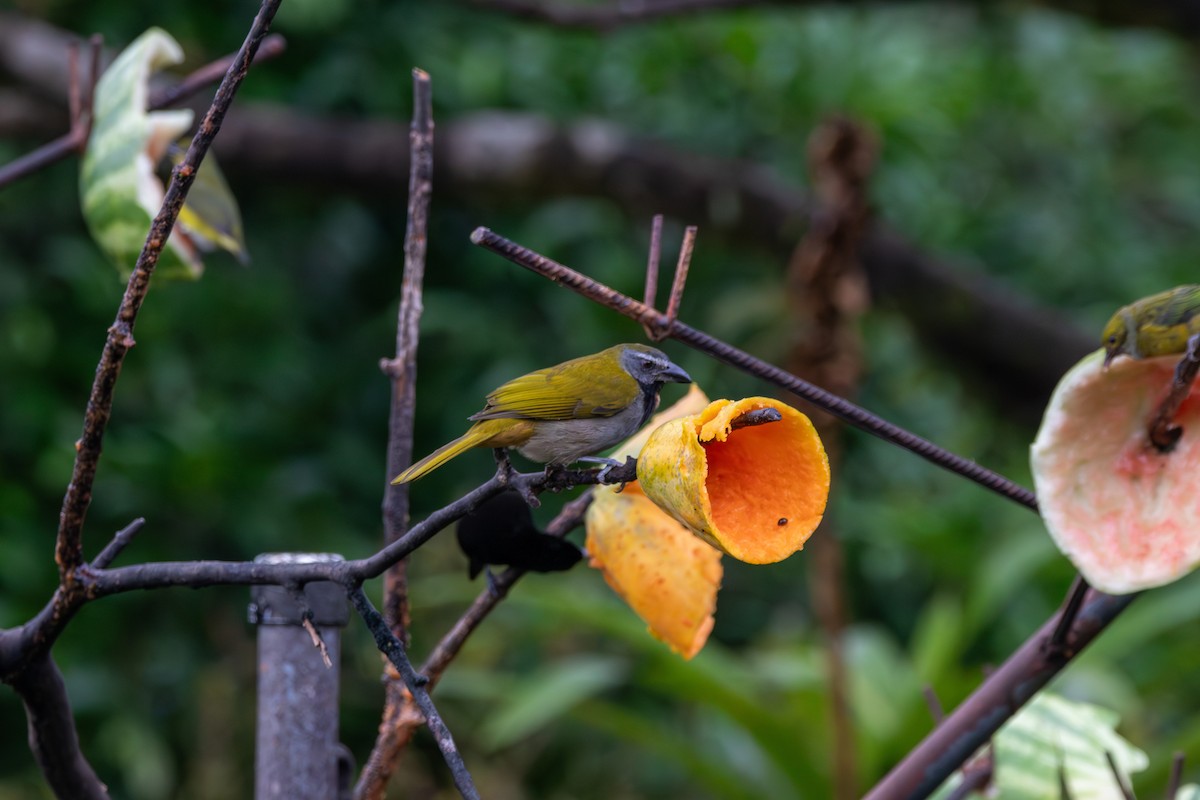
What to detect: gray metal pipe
<box><xmin>249</xmin><ymin>553</ymin><xmax>350</xmax><ymax>800</ymax></box>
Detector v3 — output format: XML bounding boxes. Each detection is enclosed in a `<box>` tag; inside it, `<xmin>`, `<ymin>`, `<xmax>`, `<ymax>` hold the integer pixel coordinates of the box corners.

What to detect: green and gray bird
<box><xmin>393</xmin><ymin>343</ymin><xmax>691</xmax><ymax>483</ymax></box>
<box><xmin>1102</xmin><ymin>285</ymin><xmax>1200</xmax><ymax>367</ymax></box>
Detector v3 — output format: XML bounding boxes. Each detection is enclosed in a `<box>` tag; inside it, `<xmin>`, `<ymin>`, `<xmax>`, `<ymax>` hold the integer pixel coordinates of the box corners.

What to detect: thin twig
<box><xmin>1060</xmin><ymin>756</ymin><xmax>1075</xmax><ymax>800</ymax></box>
<box><xmin>662</xmin><ymin>224</ymin><xmax>696</xmax><ymax>336</ymax></box>
<box><xmin>147</xmin><ymin>33</ymin><xmax>287</xmax><ymax>110</ymax></box>
<box><xmin>358</xmin><ymin>67</ymin><xmax>435</xmax><ymax>800</ymax></box>
<box><xmin>641</xmin><ymin>214</ymin><xmax>664</xmax><ymax>340</ymax></box>
<box><xmin>67</xmin><ymin>40</ymin><xmax>80</xmax><ymax>127</ymax></box>
<box><xmin>380</xmin><ymin>66</ymin><xmax>433</xmax><ymax>645</ymax></box>
<box><xmin>922</xmin><ymin>686</ymin><xmax>945</xmax><ymax>724</ymax></box>
<box><xmin>469</xmin><ymin>226</ymin><xmax>1040</xmax><ymax>512</ymax></box>
<box><xmin>53</xmin><ymin>0</ymin><xmax>285</xmax><ymax>582</ymax></box>
<box><xmin>301</xmin><ymin>617</ymin><xmax>334</xmax><ymax>668</ymax></box>
<box><xmin>1148</xmin><ymin>334</ymin><xmax>1200</xmax><ymax>452</ymax></box>
<box><xmin>1165</xmin><ymin>752</ymin><xmax>1185</xmax><ymax>800</ymax></box>
<box><xmin>1105</xmin><ymin>750</ymin><xmax>1137</xmax><ymax>800</ymax></box>
<box><xmin>943</xmin><ymin>764</ymin><xmax>993</xmax><ymax>800</ymax></box>
<box><xmin>0</xmin><ymin>32</ymin><xmax>285</xmax><ymax>191</ymax></box>
<box><xmin>347</xmin><ymin>586</ymin><xmax>480</xmax><ymax>800</ymax></box>
<box><xmin>90</xmin><ymin>518</ymin><xmax>145</xmax><ymax>569</ymax></box>
<box><xmin>1047</xmin><ymin>575</ymin><xmax>1089</xmax><ymax>656</ymax></box>
<box><xmin>0</xmin><ymin>34</ymin><xmax>101</xmax><ymax>188</ymax></box>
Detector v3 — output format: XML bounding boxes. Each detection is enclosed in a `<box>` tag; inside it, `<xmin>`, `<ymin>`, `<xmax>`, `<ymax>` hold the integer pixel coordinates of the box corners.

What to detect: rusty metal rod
<box><xmin>469</xmin><ymin>226</ymin><xmax>1039</xmax><ymax>513</ymax></box>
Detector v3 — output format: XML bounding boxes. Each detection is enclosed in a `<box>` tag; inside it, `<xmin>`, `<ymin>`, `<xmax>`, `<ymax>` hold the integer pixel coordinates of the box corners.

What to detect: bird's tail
<box><xmin>392</xmin><ymin>426</ymin><xmax>496</xmax><ymax>484</ymax></box>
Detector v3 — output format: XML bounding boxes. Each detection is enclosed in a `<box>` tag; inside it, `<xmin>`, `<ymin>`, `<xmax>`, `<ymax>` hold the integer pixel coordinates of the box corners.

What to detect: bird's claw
<box><xmin>484</xmin><ymin>568</ymin><xmax>502</xmax><ymax>599</ymax></box>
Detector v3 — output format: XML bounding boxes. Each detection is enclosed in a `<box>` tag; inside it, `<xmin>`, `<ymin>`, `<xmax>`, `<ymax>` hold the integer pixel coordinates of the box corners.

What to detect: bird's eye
<box><xmin>1108</xmin><ymin>335</ymin><xmax>1118</xmax><ymax>345</ymax></box>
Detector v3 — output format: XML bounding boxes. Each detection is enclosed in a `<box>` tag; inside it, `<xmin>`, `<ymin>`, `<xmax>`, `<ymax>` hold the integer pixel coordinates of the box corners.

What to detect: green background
<box><xmin>2</xmin><ymin>1</ymin><xmax>1200</xmax><ymax>797</ymax></box>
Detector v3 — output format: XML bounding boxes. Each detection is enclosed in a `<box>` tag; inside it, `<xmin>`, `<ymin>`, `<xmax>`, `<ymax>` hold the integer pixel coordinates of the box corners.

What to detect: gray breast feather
<box><xmin>515</xmin><ymin>402</ymin><xmax>646</xmax><ymax>465</ymax></box>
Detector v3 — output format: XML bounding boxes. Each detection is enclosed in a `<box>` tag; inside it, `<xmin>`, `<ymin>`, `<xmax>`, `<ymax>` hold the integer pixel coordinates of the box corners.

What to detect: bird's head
<box><xmin>618</xmin><ymin>344</ymin><xmax>692</xmax><ymax>386</ymax></box>
<box><xmin>1101</xmin><ymin>308</ymin><xmax>1136</xmax><ymax>369</ymax></box>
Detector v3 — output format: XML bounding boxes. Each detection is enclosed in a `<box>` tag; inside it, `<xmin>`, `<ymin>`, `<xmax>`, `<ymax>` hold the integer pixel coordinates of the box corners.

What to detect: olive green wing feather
<box><xmin>471</xmin><ymin>355</ymin><xmax>637</xmax><ymax>421</ymax></box>
<box><xmin>1154</xmin><ymin>285</ymin><xmax>1200</xmax><ymax>327</ymax></box>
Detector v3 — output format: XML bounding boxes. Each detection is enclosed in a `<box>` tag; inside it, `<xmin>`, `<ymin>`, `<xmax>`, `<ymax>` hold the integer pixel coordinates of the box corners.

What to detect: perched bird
<box><xmin>161</xmin><ymin>141</ymin><xmax>250</xmax><ymax>264</ymax></box>
<box><xmin>393</xmin><ymin>343</ymin><xmax>691</xmax><ymax>483</ymax></box>
<box><xmin>1102</xmin><ymin>285</ymin><xmax>1200</xmax><ymax>367</ymax></box>
<box><xmin>456</xmin><ymin>490</ymin><xmax>584</xmax><ymax>581</ymax></box>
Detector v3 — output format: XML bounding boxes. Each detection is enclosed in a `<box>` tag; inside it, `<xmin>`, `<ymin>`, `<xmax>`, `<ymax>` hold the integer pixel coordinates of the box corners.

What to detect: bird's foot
<box><xmin>577</xmin><ymin>455</ymin><xmax>637</xmax><ymax>490</ymax></box>
<box><xmin>484</xmin><ymin>568</ymin><xmax>502</xmax><ymax>600</ymax></box>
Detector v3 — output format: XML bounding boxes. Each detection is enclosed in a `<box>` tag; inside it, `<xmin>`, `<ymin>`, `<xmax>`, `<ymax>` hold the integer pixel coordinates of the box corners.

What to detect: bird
<box><xmin>161</xmin><ymin>141</ymin><xmax>250</xmax><ymax>265</ymax></box>
<box><xmin>456</xmin><ymin>490</ymin><xmax>584</xmax><ymax>581</ymax></box>
<box><xmin>1102</xmin><ymin>285</ymin><xmax>1200</xmax><ymax>368</ymax></box>
<box><xmin>393</xmin><ymin>343</ymin><xmax>692</xmax><ymax>483</ymax></box>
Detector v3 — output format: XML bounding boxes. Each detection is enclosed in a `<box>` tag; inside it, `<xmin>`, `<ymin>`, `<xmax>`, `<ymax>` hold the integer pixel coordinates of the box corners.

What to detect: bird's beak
<box><xmin>661</xmin><ymin>361</ymin><xmax>692</xmax><ymax>384</ymax></box>
<box><xmin>1103</xmin><ymin>349</ymin><xmax>1116</xmax><ymax>370</ymax></box>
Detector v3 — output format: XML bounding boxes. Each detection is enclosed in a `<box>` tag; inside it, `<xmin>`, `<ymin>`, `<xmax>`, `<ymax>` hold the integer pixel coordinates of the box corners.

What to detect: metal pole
<box><xmin>249</xmin><ymin>553</ymin><xmax>350</xmax><ymax>800</ymax></box>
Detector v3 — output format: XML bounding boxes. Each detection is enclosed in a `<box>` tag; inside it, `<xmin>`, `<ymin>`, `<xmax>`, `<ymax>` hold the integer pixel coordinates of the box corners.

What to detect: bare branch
<box><xmin>358</xmin><ymin>67</ymin><xmax>435</xmax><ymax>800</ymax></box>
<box><xmin>90</xmin><ymin>518</ymin><xmax>145</xmax><ymax>569</ymax></box>
<box><xmin>147</xmin><ymin>33</ymin><xmax>286</xmax><ymax>111</ymax></box>
<box><xmin>10</xmin><ymin>653</ymin><xmax>108</xmax><ymax>800</ymax></box>
<box><xmin>347</xmin><ymin>586</ymin><xmax>480</xmax><ymax>800</ymax></box>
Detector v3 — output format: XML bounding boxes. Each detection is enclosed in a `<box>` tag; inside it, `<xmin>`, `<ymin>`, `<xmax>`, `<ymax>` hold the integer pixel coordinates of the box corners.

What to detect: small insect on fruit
<box><xmin>1102</xmin><ymin>285</ymin><xmax>1200</xmax><ymax>368</ymax></box>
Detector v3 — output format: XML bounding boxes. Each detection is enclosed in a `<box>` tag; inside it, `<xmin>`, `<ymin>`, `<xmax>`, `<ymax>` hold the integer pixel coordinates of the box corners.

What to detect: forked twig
<box><xmin>0</xmin><ymin>32</ymin><xmax>286</xmax><ymax>190</ymax></box>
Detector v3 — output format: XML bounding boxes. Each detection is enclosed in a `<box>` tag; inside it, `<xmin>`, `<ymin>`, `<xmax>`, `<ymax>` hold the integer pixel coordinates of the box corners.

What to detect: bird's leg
<box><xmin>493</xmin><ymin>448</ymin><xmax>516</xmax><ymax>484</ymax></box>
<box><xmin>495</xmin><ymin>448</ymin><xmax>541</xmax><ymax>507</ymax></box>
<box><xmin>483</xmin><ymin>568</ymin><xmax>502</xmax><ymax>600</ymax></box>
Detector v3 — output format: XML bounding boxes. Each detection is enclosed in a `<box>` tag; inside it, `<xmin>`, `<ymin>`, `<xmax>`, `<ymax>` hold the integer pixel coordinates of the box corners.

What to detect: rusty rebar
<box><xmin>469</xmin><ymin>226</ymin><xmax>1039</xmax><ymax>512</ymax></box>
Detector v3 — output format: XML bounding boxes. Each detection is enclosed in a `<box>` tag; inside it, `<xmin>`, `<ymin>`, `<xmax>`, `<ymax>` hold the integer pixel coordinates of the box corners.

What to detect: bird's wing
<box><xmin>1160</xmin><ymin>285</ymin><xmax>1200</xmax><ymax>326</ymax></box>
<box><xmin>471</xmin><ymin>358</ymin><xmax>636</xmax><ymax>421</ymax></box>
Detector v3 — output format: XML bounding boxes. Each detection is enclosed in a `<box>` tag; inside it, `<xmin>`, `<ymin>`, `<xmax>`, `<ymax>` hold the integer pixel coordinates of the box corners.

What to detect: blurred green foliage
<box><xmin>3</xmin><ymin>1</ymin><xmax>1200</xmax><ymax>798</ymax></box>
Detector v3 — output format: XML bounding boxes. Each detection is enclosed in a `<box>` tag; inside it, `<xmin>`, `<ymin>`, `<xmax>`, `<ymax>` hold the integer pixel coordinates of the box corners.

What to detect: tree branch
<box><xmin>863</xmin><ymin>588</ymin><xmax>1136</xmax><ymax>799</ymax></box>
<box><xmin>358</xmin><ymin>67</ymin><xmax>435</xmax><ymax>800</ymax></box>
<box><xmin>355</xmin><ymin>492</ymin><xmax>594</xmax><ymax>799</ymax></box>
<box><xmin>10</xmin><ymin>653</ymin><xmax>109</xmax><ymax>800</ymax></box>
<box><xmin>347</xmin><ymin>586</ymin><xmax>480</xmax><ymax>800</ymax></box>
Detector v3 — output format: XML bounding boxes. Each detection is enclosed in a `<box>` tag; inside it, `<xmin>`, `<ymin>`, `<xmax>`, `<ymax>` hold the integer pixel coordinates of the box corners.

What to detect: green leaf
<box><xmin>480</xmin><ymin>655</ymin><xmax>629</xmax><ymax>750</ymax></box>
<box><xmin>935</xmin><ymin>691</ymin><xmax>1148</xmax><ymax>799</ymax></box>
<box><xmin>79</xmin><ymin>28</ymin><xmax>200</xmax><ymax>279</ymax></box>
